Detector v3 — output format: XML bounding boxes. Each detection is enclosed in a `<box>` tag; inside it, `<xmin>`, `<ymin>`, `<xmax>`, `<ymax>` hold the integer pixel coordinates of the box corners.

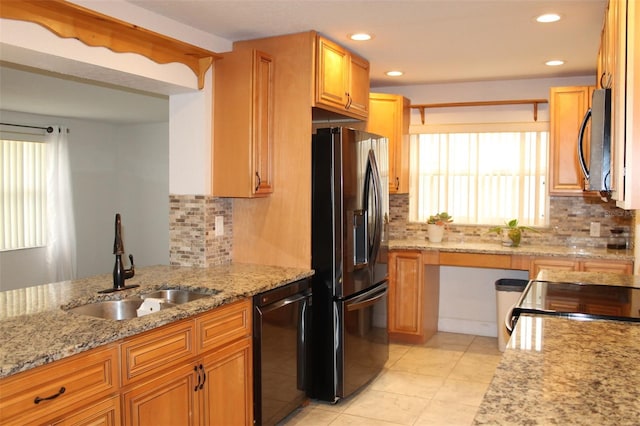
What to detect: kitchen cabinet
<box><xmin>581</xmin><ymin>259</ymin><xmax>633</xmax><ymax>274</ymax></box>
<box><xmin>367</xmin><ymin>93</ymin><xmax>411</xmax><ymax>194</ymax></box>
<box><xmin>548</xmin><ymin>85</ymin><xmax>596</xmax><ymax>195</ymax></box>
<box><xmin>121</xmin><ymin>299</ymin><xmax>253</xmax><ymax>426</ymax></box>
<box><xmin>0</xmin><ymin>345</ymin><xmax>119</xmax><ymax>426</ymax></box>
<box><xmin>545</xmin><ymin>285</ymin><xmax>631</xmax><ymax>317</ymax></box>
<box><xmin>601</xmin><ymin>0</ymin><xmax>640</xmax><ymax>209</ymax></box>
<box><xmin>213</xmin><ymin>48</ymin><xmax>274</xmax><ymax>197</ymax></box>
<box><xmin>315</xmin><ymin>36</ymin><xmax>370</xmax><ymax>119</ymax></box>
<box><xmin>388</xmin><ymin>251</ymin><xmax>439</xmax><ymax>344</ymax></box>
<box><xmin>529</xmin><ymin>256</ymin><xmax>633</xmax><ymax>278</ymax></box>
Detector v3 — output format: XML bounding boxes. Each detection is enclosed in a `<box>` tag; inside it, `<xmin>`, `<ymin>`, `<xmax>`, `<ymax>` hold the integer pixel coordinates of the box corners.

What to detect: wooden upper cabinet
<box><xmin>367</xmin><ymin>93</ymin><xmax>411</xmax><ymax>194</ymax></box>
<box><xmin>315</xmin><ymin>36</ymin><xmax>370</xmax><ymax>119</ymax></box>
<box><xmin>213</xmin><ymin>48</ymin><xmax>274</xmax><ymax>197</ymax></box>
<box><xmin>608</xmin><ymin>0</ymin><xmax>640</xmax><ymax>209</ymax></box>
<box><xmin>549</xmin><ymin>86</ymin><xmax>596</xmax><ymax>196</ymax></box>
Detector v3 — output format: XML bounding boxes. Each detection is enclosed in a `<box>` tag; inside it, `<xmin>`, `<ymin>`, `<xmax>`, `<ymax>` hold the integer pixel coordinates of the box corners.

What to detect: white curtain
<box><xmin>45</xmin><ymin>126</ymin><xmax>77</xmax><ymax>282</ymax></box>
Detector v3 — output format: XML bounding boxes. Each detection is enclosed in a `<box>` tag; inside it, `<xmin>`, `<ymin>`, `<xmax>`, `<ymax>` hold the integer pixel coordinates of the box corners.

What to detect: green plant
<box><xmin>427</xmin><ymin>212</ymin><xmax>453</xmax><ymax>226</ymax></box>
<box><xmin>488</xmin><ymin>219</ymin><xmax>538</xmax><ymax>247</ymax></box>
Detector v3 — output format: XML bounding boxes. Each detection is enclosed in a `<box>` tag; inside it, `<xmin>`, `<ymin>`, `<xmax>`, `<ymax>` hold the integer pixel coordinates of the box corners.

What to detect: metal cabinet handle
<box><xmin>255</xmin><ymin>172</ymin><xmax>261</xmax><ymax>192</ymax></box>
<box><xmin>199</xmin><ymin>364</ymin><xmax>206</xmax><ymax>390</ymax></box>
<box><xmin>395</xmin><ymin>177</ymin><xmax>400</xmax><ymax>191</ymax></box>
<box><xmin>194</xmin><ymin>365</ymin><xmax>200</xmax><ymax>392</ymax></box>
<box><xmin>34</xmin><ymin>387</ymin><xmax>66</xmax><ymax>404</ymax></box>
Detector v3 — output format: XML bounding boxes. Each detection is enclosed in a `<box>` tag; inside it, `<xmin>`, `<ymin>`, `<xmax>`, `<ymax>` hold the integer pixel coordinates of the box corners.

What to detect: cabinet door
<box><xmin>122</xmin><ymin>363</ymin><xmax>198</xmax><ymax>426</ymax></box>
<box><xmin>52</xmin><ymin>396</ymin><xmax>120</xmax><ymax>426</ymax></box>
<box><xmin>213</xmin><ymin>49</ymin><xmax>274</xmax><ymax>198</ymax></box>
<box><xmin>347</xmin><ymin>52</ymin><xmax>370</xmax><ymax>117</ymax></box>
<box><xmin>252</xmin><ymin>50</ymin><xmax>275</xmax><ymax>196</ymax></box>
<box><xmin>581</xmin><ymin>260</ymin><xmax>633</xmax><ymax>274</ymax></box>
<box><xmin>316</xmin><ymin>37</ymin><xmax>349</xmax><ymax>111</ymax></box>
<box><xmin>200</xmin><ymin>337</ymin><xmax>253</xmax><ymax>426</ymax></box>
<box><xmin>388</xmin><ymin>251</ymin><xmax>424</xmax><ymax>341</ymax></box>
<box><xmin>368</xmin><ymin>93</ymin><xmax>410</xmax><ymax>194</ymax></box>
<box><xmin>529</xmin><ymin>257</ymin><xmax>578</xmax><ymax>279</ymax></box>
<box><xmin>549</xmin><ymin>86</ymin><xmax>595</xmax><ymax>195</ymax></box>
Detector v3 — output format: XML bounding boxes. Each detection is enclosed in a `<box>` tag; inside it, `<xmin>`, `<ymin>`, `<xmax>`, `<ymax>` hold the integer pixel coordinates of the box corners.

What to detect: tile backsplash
<box><xmin>389</xmin><ymin>194</ymin><xmax>635</xmax><ymax>249</ymax></box>
<box><xmin>169</xmin><ymin>195</ymin><xmax>232</xmax><ymax>267</ymax></box>
<box><xmin>168</xmin><ymin>193</ymin><xmax>634</xmax><ymax>267</ymax></box>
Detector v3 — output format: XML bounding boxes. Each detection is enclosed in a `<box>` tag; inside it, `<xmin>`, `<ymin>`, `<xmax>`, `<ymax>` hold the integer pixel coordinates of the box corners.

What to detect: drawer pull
<box><xmin>199</xmin><ymin>364</ymin><xmax>206</xmax><ymax>390</ymax></box>
<box><xmin>194</xmin><ymin>365</ymin><xmax>200</xmax><ymax>392</ymax></box>
<box><xmin>34</xmin><ymin>387</ymin><xmax>66</xmax><ymax>404</ymax></box>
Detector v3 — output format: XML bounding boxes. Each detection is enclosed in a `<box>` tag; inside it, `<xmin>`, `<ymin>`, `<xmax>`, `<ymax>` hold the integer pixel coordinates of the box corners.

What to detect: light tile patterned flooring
<box><xmin>280</xmin><ymin>332</ymin><xmax>502</xmax><ymax>426</ymax></box>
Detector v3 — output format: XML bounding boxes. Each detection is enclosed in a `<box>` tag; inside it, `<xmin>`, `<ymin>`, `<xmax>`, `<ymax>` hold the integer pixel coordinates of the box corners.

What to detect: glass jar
<box><xmin>606</xmin><ymin>228</ymin><xmax>627</xmax><ymax>250</ymax></box>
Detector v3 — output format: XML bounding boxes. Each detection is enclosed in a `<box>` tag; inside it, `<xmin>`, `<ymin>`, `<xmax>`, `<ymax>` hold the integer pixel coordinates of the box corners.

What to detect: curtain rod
<box><xmin>410</xmin><ymin>99</ymin><xmax>548</xmax><ymax>124</ymax></box>
<box><xmin>0</xmin><ymin>122</ymin><xmax>54</xmax><ymax>133</ymax></box>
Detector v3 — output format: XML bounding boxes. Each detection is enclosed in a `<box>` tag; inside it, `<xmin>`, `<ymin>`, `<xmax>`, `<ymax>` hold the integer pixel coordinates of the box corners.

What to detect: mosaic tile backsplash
<box><xmin>388</xmin><ymin>194</ymin><xmax>635</xmax><ymax>249</ymax></box>
<box><xmin>168</xmin><ymin>193</ymin><xmax>633</xmax><ymax>267</ymax></box>
<box><xmin>169</xmin><ymin>195</ymin><xmax>232</xmax><ymax>267</ymax></box>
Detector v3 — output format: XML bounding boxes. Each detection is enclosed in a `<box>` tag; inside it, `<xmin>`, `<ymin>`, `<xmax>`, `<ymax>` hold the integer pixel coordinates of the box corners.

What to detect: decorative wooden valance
<box><xmin>410</xmin><ymin>99</ymin><xmax>548</xmax><ymax>124</ymax></box>
<box><xmin>0</xmin><ymin>0</ymin><xmax>222</xmax><ymax>90</ymax></box>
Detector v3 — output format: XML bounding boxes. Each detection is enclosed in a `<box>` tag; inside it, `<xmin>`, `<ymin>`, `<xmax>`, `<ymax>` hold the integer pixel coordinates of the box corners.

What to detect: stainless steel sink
<box><xmin>66</xmin><ymin>298</ymin><xmax>147</xmax><ymax>321</ymax></box>
<box><xmin>66</xmin><ymin>289</ymin><xmax>212</xmax><ymax>320</ymax></box>
<box><xmin>142</xmin><ymin>289</ymin><xmax>210</xmax><ymax>304</ymax></box>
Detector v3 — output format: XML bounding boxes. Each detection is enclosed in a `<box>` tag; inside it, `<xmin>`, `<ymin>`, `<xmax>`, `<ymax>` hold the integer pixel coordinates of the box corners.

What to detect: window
<box><xmin>409</xmin><ymin>130</ymin><xmax>548</xmax><ymax>226</ymax></box>
<box><xmin>0</xmin><ymin>138</ymin><xmax>47</xmax><ymax>250</ymax></box>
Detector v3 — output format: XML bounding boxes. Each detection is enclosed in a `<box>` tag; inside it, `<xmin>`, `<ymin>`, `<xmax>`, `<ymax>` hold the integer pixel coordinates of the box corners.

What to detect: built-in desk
<box><xmin>387</xmin><ymin>239</ymin><xmax>634</xmax><ymax>343</ymax></box>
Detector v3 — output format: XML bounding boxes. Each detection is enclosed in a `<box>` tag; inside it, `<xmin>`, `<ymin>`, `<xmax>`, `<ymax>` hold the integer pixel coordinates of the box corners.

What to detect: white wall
<box><xmin>0</xmin><ymin>110</ymin><xmax>169</xmax><ymax>291</ymax></box>
<box><xmin>376</xmin><ymin>75</ymin><xmax>596</xmax><ymax>127</ymax></box>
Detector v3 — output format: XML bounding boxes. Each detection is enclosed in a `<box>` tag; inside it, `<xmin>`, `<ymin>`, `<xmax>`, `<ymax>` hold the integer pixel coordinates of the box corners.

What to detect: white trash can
<box><xmin>495</xmin><ymin>279</ymin><xmax>528</xmax><ymax>352</ymax></box>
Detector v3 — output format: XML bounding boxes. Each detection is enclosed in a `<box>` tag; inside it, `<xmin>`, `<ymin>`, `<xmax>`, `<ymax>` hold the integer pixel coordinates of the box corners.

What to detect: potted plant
<box><xmin>488</xmin><ymin>219</ymin><xmax>538</xmax><ymax>247</ymax></box>
<box><xmin>427</xmin><ymin>212</ymin><xmax>453</xmax><ymax>243</ymax></box>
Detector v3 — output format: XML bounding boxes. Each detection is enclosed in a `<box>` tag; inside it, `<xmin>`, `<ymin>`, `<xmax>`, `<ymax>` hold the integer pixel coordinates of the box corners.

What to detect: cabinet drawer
<box><xmin>0</xmin><ymin>345</ymin><xmax>118</xmax><ymax>426</ymax></box>
<box><xmin>121</xmin><ymin>320</ymin><xmax>195</xmax><ymax>386</ymax></box>
<box><xmin>196</xmin><ymin>299</ymin><xmax>251</xmax><ymax>353</ymax></box>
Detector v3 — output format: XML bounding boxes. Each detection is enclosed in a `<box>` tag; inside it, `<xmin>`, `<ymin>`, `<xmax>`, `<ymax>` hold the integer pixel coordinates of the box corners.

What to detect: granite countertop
<box><xmin>474</xmin><ymin>270</ymin><xmax>640</xmax><ymax>425</ymax></box>
<box><xmin>389</xmin><ymin>238</ymin><xmax>635</xmax><ymax>261</ymax></box>
<box><xmin>0</xmin><ymin>263</ymin><xmax>313</xmax><ymax>379</ymax></box>
<box><xmin>474</xmin><ymin>315</ymin><xmax>640</xmax><ymax>425</ymax></box>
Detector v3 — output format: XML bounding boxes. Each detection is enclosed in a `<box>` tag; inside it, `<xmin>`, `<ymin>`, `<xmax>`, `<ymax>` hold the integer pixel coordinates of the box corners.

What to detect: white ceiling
<box><xmin>0</xmin><ymin>0</ymin><xmax>607</xmax><ymax>124</ymax></box>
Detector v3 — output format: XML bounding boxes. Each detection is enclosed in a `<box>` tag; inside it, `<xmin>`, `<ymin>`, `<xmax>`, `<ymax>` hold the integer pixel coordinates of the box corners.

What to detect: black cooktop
<box><xmin>513</xmin><ymin>280</ymin><xmax>640</xmax><ymax>323</ymax></box>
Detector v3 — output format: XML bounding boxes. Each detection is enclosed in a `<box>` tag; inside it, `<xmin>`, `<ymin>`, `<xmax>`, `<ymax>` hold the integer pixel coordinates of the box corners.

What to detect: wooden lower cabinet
<box><xmin>122</xmin><ymin>363</ymin><xmax>198</xmax><ymax>426</ymax></box>
<box><xmin>581</xmin><ymin>259</ymin><xmax>634</xmax><ymax>274</ymax></box>
<box><xmin>121</xmin><ymin>299</ymin><xmax>253</xmax><ymax>426</ymax></box>
<box><xmin>388</xmin><ymin>251</ymin><xmax>439</xmax><ymax>344</ymax></box>
<box><xmin>52</xmin><ymin>396</ymin><xmax>121</xmax><ymax>426</ymax></box>
<box><xmin>529</xmin><ymin>257</ymin><xmax>633</xmax><ymax>278</ymax></box>
<box><xmin>200</xmin><ymin>337</ymin><xmax>253</xmax><ymax>425</ymax></box>
<box><xmin>529</xmin><ymin>257</ymin><xmax>579</xmax><ymax>278</ymax></box>
<box><xmin>0</xmin><ymin>345</ymin><xmax>119</xmax><ymax>426</ymax></box>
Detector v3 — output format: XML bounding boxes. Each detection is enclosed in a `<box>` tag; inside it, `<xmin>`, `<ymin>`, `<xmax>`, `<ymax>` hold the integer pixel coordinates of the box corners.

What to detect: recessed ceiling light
<box><xmin>386</xmin><ymin>71</ymin><xmax>404</xmax><ymax>77</ymax></box>
<box><xmin>545</xmin><ymin>60</ymin><xmax>565</xmax><ymax>66</ymax></box>
<box><xmin>350</xmin><ymin>33</ymin><xmax>372</xmax><ymax>41</ymax></box>
<box><xmin>536</xmin><ymin>13</ymin><xmax>561</xmax><ymax>23</ymax></box>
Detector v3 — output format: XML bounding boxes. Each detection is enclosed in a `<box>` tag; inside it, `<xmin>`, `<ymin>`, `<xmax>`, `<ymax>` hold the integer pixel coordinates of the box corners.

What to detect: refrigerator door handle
<box><xmin>345</xmin><ymin>283</ymin><xmax>388</xmax><ymax>312</ymax></box>
<box><xmin>365</xmin><ymin>149</ymin><xmax>383</xmax><ymax>270</ymax></box>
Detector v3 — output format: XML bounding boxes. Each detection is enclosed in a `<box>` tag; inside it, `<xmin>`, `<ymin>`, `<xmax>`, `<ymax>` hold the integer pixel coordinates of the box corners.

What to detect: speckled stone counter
<box><xmin>389</xmin><ymin>239</ymin><xmax>634</xmax><ymax>261</ymax></box>
<box><xmin>474</xmin><ymin>270</ymin><xmax>640</xmax><ymax>425</ymax></box>
<box><xmin>473</xmin><ymin>314</ymin><xmax>640</xmax><ymax>425</ymax></box>
<box><xmin>0</xmin><ymin>263</ymin><xmax>313</xmax><ymax>378</ymax></box>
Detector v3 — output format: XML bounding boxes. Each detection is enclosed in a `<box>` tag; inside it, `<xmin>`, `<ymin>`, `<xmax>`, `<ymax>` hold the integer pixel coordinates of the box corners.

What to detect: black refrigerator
<box><xmin>310</xmin><ymin>127</ymin><xmax>389</xmax><ymax>403</ymax></box>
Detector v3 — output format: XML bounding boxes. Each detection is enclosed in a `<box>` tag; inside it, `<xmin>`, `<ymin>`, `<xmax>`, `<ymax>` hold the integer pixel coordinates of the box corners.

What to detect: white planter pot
<box><xmin>427</xmin><ymin>224</ymin><xmax>445</xmax><ymax>243</ymax></box>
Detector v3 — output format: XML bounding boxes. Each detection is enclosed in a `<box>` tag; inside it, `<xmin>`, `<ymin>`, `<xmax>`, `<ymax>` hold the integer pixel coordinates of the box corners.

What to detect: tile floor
<box><xmin>280</xmin><ymin>332</ymin><xmax>502</xmax><ymax>426</ymax></box>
